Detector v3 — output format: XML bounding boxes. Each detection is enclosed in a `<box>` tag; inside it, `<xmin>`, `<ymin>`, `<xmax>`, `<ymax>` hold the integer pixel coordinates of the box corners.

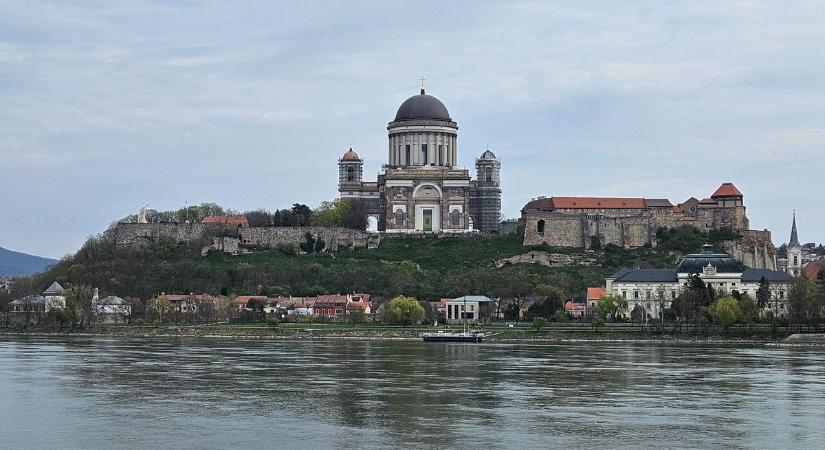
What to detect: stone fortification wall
<box><xmin>114</xmin><ymin>223</ymin><xmax>379</xmax><ymax>254</ymax></box>
<box><xmin>522</xmin><ymin>213</ymin><xmax>777</xmax><ymax>269</ymax></box>
<box><xmin>720</xmin><ymin>229</ymin><xmax>777</xmax><ymax>270</ymax></box>
<box><xmin>239</xmin><ymin>227</ymin><xmax>379</xmax><ymax>251</ymax></box>
<box><xmin>523</xmin><ymin>212</ymin><xmax>653</xmax><ymax>249</ymax></box>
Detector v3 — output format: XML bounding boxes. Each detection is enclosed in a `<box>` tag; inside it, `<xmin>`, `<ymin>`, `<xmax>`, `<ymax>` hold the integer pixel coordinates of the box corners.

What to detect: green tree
<box><xmin>533</xmin><ymin>316</ymin><xmax>548</xmax><ymax>331</ymax></box>
<box><xmin>756</xmin><ymin>276</ymin><xmax>771</xmax><ymax>309</ymax></box>
<box><xmin>63</xmin><ymin>284</ymin><xmax>95</xmax><ymax>329</ymax></box>
<box><xmin>710</xmin><ymin>297</ymin><xmax>742</xmax><ymax>333</ymax></box>
<box><xmin>526</xmin><ymin>284</ymin><xmax>565</xmax><ymax>319</ymax></box>
<box><xmin>552</xmin><ymin>309</ymin><xmax>571</xmax><ymax>323</ymax></box>
<box><xmin>382</xmin><ymin>296</ymin><xmax>425</xmax><ymax>325</ymax></box>
<box><xmin>737</xmin><ymin>293</ymin><xmax>759</xmax><ymax>328</ymax></box>
<box><xmin>597</xmin><ymin>294</ymin><xmax>628</xmax><ymax>322</ymax></box>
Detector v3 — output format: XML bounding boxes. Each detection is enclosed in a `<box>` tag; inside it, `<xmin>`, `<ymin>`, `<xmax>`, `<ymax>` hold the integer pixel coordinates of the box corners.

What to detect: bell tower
<box><xmin>338</xmin><ymin>147</ymin><xmax>363</xmax><ymax>197</ymax></box>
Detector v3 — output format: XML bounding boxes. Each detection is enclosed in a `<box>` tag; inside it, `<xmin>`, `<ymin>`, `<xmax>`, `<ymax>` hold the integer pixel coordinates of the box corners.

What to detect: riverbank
<box><xmin>3</xmin><ymin>325</ymin><xmax>821</xmax><ymax>345</ymax></box>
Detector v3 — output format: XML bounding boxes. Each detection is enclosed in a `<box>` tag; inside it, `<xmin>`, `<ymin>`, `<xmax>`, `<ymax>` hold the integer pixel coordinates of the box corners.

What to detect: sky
<box><xmin>1</xmin><ymin>1</ymin><xmax>823</xmax><ymax>259</ymax></box>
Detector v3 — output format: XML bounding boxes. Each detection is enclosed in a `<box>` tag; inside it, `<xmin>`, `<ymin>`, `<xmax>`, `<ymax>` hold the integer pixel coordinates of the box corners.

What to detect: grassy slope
<box><xmin>21</xmin><ymin>233</ymin><xmax>684</xmax><ymax>302</ymax></box>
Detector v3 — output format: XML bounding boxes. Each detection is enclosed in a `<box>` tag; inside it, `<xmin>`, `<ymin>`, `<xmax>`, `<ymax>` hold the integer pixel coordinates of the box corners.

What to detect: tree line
<box><xmin>123</xmin><ymin>200</ymin><xmax>369</xmax><ymax>231</ymax></box>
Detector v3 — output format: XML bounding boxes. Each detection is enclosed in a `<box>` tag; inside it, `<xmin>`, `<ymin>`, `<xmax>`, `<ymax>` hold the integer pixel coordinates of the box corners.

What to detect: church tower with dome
<box><xmin>337</xmin><ymin>84</ymin><xmax>501</xmax><ymax>233</ymax></box>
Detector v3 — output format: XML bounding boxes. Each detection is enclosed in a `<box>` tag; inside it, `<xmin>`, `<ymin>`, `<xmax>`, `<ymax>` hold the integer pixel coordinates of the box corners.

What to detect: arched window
<box><xmin>346</xmin><ymin>166</ymin><xmax>355</xmax><ymax>181</ymax></box>
<box><xmin>537</xmin><ymin>219</ymin><xmax>545</xmax><ymax>234</ymax></box>
<box><xmin>485</xmin><ymin>167</ymin><xmax>493</xmax><ymax>182</ymax></box>
<box><xmin>394</xmin><ymin>209</ymin><xmax>405</xmax><ymax>226</ymax></box>
<box><xmin>450</xmin><ymin>209</ymin><xmax>461</xmax><ymax>227</ymax></box>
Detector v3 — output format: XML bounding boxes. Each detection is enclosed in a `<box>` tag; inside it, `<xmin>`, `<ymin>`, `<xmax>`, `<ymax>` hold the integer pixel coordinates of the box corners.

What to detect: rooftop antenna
<box><xmin>419</xmin><ymin>75</ymin><xmax>426</xmax><ymax>94</ymax></box>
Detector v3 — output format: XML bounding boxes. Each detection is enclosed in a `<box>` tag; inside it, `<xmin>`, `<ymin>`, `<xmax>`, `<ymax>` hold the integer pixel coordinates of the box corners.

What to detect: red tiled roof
<box><xmin>158</xmin><ymin>294</ymin><xmax>226</xmax><ymax>302</ymax></box>
<box><xmin>564</xmin><ymin>300</ymin><xmax>586</xmax><ymax>311</ymax></box>
<box><xmin>586</xmin><ymin>287</ymin><xmax>606</xmax><ymax>300</ymax></box>
<box><xmin>551</xmin><ymin>197</ymin><xmax>647</xmax><ymax>209</ymax></box>
<box><xmin>202</xmin><ymin>215</ymin><xmax>249</xmax><ymax>225</ymax></box>
<box><xmin>347</xmin><ymin>302</ymin><xmax>369</xmax><ymax>311</ymax></box>
<box><xmin>711</xmin><ymin>182</ymin><xmax>743</xmax><ymax>198</ymax></box>
<box><xmin>234</xmin><ymin>295</ymin><xmax>268</xmax><ymax>305</ymax></box>
<box><xmin>523</xmin><ymin>197</ymin><xmax>648</xmax><ymax>211</ymax></box>
<box><xmin>340</xmin><ymin>147</ymin><xmax>361</xmax><ymax>161</ymax></box>
<box><xmin>803</xmin><ymin>260</ymin><xmax>823</xmax><ymax>281</ymax></box>
<box><xmin>699</xmin><ymin>197</ymin><xmax>717</xmax><ymax>205</ymax></box>
<box><xmin>521</xmin><ymin>197</ymin><xmax>555</xmax><ymax>212</ymax></box>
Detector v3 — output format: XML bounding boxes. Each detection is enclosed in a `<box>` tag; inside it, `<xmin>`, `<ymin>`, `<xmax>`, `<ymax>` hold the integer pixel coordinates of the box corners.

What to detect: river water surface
<box><xmin>1</xmin><ymin>336</ymin><xmax>824</xmax><ymax>449</ymax></box>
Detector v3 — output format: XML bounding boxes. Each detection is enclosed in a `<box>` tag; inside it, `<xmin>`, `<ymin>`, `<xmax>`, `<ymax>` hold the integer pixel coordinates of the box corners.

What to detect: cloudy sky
<box><xmin>1</xmin><ymin>1</ymin><xmax>823</xmax><ymax>258</ymax></box>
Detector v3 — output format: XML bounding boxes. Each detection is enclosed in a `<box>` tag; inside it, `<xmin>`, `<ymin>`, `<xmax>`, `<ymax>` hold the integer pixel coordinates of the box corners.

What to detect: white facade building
<box><xmin>606</xmin><ymin>245</ymin><xmax>793</xmax><ymax>320</ymax></box>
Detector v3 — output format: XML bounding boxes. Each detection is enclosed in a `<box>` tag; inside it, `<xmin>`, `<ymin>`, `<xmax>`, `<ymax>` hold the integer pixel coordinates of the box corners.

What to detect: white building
<box><xmin>444</xmin><ymin>295</ymin><xmax>495</xmax><ymax>324</ymax></box>
<box><xmin>606</xmin><ymin>245</ymin><xmax>793</xmax><ymax>320</ymax></box>
<box><xmin>93</xmin><ymin>289</ymin><xmax>131</xmax><ymax>323</ymax></box>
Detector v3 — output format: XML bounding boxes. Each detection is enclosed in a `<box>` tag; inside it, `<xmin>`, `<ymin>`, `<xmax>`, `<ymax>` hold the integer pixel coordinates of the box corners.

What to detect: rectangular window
<box><xmin>421</xmin><ymin>144</ymin><xmax>428</xmax><ymax>165</ymax></box>
<box><xmin>438</xmin><ymin>144</ymin><xmax>444</xmax><ymax>165</ymax></box>
<box><xmin>405</xmin><ymin>145</ymin><xmax>411</xmax><ymax>164</ymax></box>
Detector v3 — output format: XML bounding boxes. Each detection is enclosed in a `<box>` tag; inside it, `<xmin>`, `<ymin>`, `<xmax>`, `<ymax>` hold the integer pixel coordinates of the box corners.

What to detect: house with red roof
<box><xmin>201</xmin><ymin>215</ymin><xmax>249</xmax><ymax>227</ymax></box>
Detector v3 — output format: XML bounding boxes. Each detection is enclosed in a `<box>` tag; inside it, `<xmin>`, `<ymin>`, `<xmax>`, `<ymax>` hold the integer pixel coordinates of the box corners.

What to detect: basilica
<box><xmin>337</xmin><ymin>86</ymin><xmax>502</xmax><ymax>233</ymax></box>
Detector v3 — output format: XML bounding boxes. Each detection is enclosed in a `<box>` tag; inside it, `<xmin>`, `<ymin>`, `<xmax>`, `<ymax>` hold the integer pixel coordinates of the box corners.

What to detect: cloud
<box><xmin>1</xmin><ymin>1</ymin><xmax>824</xmax><ymax>257</ymax></box>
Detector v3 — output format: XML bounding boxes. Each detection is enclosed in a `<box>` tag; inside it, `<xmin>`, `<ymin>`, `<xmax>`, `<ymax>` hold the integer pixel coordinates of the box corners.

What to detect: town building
<box><xmin>564</xmin><ymin>300</ymin><xmax>586</xmax><ymax>318</ymax></box>
<box><xmin>520</xmin><ymin>182</ymin><xmax>777</xmax><ymax>269</ymax></box>
<box><xmin>603</xmin><ymin>245</ymin><xmax>793</xmax><ymax>320</ymax></box>
<box><xmin>444</xmin><ymin>295</ymin><xmax>496</xmax><ymax>324</ymax></box>
<box><xmin>93</xmin><ymin>289</ymin><xmax>131</xmax><ymax>323</ymax></box>
<box><xmin>586</xmin><ymin>287</ymin><xmax>606</xmax><ymax>309</ymax></box>
<box><xmin>8</xmin><ymin>281</ymin><xmax>66</xmax><ymax>323</ymax></box>
<box><xmin>338</xmin><ymin>83</ymin><xmax>502</xmax><ymax>234</ymax></box>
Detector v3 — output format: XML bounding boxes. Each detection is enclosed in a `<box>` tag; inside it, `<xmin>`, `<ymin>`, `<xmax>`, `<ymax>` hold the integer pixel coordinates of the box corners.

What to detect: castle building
<box><xmin>338</xmin><ymin>85</ymin><xmax>502</xmax><ymax>234</ymax></box>
<box><xmin>520</xmin><ymin>182</ymin><xmax>776</xmax><ymax>269</ymax></box>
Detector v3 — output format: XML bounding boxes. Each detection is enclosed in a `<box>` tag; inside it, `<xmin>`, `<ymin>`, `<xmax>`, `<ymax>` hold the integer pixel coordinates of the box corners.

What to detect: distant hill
<box><xmin>0</xmin><ymin>246</ymin><xmax>58</xmax><ymax>277</ymax></box>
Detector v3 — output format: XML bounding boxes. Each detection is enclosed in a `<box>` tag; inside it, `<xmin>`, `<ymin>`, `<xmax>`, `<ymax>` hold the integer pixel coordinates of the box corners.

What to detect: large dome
<box><xmin>394</xmin><ymin>90</ymin><xmax>451</xmax><ymax>121</ymax></box>
<box><xmin>676</xmin><ymin>244</ymin><xmax>742</xmax><ymax>273</ymax></box>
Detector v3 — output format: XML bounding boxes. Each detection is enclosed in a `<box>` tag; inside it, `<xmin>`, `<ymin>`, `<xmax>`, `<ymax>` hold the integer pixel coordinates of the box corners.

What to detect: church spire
<box><xmin>790</xmin><ymin>210</ymin><xmax>800</xmax><ymax>248</ymax></box>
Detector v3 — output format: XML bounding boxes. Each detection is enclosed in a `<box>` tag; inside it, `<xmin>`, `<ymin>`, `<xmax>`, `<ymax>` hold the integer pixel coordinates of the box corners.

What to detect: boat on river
<box><xmin>422</xmin><ymin>330</ymin><xmax>485</xmax><ymax>343</ymax></box>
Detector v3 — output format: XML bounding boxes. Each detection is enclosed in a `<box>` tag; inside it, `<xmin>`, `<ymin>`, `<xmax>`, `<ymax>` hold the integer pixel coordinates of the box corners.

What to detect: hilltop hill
<box><xmin>14</xmin><ymin>230</ymin><xmax>693</xmax><ymax>302</ymax></box>
<box><xmin>0</xmin><ymin>246</ymin><xmax>58</xmax><ymax>277</ymax></box>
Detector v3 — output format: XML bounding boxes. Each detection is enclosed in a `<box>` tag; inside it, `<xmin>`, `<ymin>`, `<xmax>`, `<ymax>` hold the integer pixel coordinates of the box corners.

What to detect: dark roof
<box><xmin>741</xmin><ymin>269</ymin><xmax>793</xmax><ymax>283</ymax></box>
<box><xmin>644</xmin><ymin>199</ymin><xmax>673</xmax><ymax>208</ymax></box>
<box><xmin>479</xmin><ymin>150</ymin><xmax>497</xmax><ymax>159</ymax></box>
<box><xmin>394</xmin><ymin>91</ymin><xmax>451</xmax><ymax>121</ymax></box>
<box><xmin>43</xmin><ymin>281</ymin><xmax>63</xmax><ymax>295</ymax></box>
<box><xmin>676</xmin><ymin>245</ymin><xmax>741</xmax><ymax>273</ymax></box>
<box><xmin>613</xmin><ymin>269</ymin><xmax>678</xmax><ymax>283</ymax></box>
<box><xmin>608</xmin><ymin>268</ymin><xmax>633</xmax><ymax>279</ymax></box>
<box><xmin>10</xmin><ymin>294</ymin><xmax>46</xmax><ymax>305</ymax></box>
<box><xmin>790</xmin><ymin>213</ymin><xmax>800</xmax><ymax>247</ymax></box>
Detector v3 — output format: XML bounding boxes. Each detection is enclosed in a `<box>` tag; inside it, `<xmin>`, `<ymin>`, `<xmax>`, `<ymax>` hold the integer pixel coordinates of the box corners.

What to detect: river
<box><xmin>1</xmin><ymin>336</ymin><xmax>824</xmax><ymax>449</ymax></box>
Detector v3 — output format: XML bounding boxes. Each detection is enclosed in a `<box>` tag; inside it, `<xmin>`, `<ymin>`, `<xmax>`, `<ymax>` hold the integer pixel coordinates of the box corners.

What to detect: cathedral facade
<box><xmin>338</xmin><ymin>87</ymin><xmax>501</xmax><ymax>234</ymax></box>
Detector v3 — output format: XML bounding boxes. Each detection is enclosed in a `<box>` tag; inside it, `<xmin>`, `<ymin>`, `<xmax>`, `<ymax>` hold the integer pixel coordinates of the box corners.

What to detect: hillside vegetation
<box><xmin>9</xmin><ymin>225</ymin><xmax>739</xmax><ymax>303</ymax></box>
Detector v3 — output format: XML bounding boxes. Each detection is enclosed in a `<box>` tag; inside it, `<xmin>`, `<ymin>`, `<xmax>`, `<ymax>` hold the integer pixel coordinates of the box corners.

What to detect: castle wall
<box><xmin>521</xmin><ymin>209</ymin><xmax>776</xmax><ymax>269</ymax></box>
<box><xmin>523</xmin><ymin>212</ymin><xmax>653</xmax><ymax>248</ymax></box>
<box><xmin>113</xmin><ymin>223</ymin><xmax>379</xmax><ymax>253</ymax></box>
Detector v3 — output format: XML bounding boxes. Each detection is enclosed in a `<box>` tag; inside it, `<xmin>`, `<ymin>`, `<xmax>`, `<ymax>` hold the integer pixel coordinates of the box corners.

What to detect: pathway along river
<box><xmin>1</xmin><ymin>336</ymin><xmax>824</xmax><ymax>449</ymax></box>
